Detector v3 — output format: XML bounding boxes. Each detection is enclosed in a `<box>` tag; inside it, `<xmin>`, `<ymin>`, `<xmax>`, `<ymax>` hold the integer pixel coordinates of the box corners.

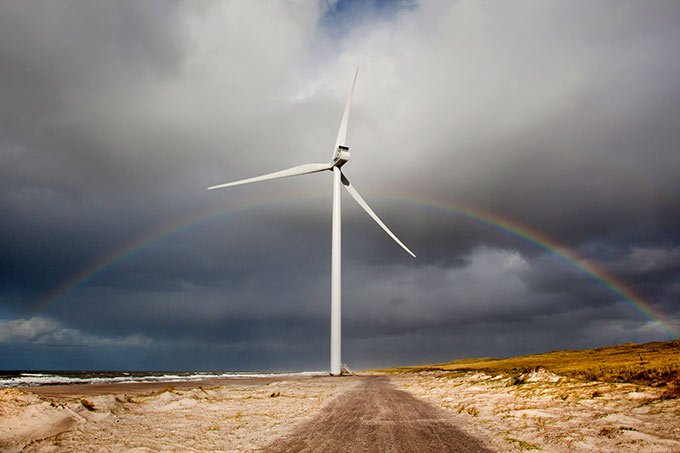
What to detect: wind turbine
<box><xmin>208</xmin><ymin>68</ymin><xmax>415</xmax><ymax>376</ymax></box>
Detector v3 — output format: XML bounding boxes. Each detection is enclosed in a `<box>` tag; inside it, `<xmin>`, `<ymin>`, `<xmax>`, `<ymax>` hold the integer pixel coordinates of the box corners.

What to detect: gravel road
<box><xmin>267</xmin><ymin>376</ymin><xmax>491</xmax><ymax>452</ymax></box>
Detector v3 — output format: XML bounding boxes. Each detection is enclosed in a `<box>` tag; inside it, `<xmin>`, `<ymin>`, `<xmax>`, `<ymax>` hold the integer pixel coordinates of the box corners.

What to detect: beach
<box><xmin>2</xmin><ymin>372</ymin><xmax>679</xmax><ymax>452</ymax></box>
<box><xmin>1</xmin><ymin>375</ymin><xmax>360</xmax><ymax>452</ymax></box>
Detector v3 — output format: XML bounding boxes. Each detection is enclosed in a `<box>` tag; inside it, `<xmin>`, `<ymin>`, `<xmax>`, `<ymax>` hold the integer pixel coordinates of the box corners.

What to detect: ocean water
<box><xmin>0</xmin><ymin>370</ymin><xmax>324</xmax><ymax>388</ymax></box>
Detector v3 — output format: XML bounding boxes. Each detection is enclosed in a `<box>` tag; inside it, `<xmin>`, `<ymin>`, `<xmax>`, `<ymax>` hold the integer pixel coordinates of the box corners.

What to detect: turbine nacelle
<box><xmin>332</xmin><ymin>145</ymin><xmax>350</xmax><ymax>168</ymax></box>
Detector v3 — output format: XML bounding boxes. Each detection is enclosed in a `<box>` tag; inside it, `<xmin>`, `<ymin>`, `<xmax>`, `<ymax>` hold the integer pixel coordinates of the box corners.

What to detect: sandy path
<box><xmin>267</xmin><ymin>376</ymin><xmax>491</xmax><ymax>452</ymax></box>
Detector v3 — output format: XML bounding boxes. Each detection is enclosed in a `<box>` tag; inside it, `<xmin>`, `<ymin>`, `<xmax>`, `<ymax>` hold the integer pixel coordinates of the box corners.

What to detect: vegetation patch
<box><xmin>377</xmin><ymin>340</ymin><xmax>680</xmax><ymax>393</ymax></box>
<box><xmin>598</xmin><ymin>427</ymin><xmax>621</xmax><ymax>438</ymax></box>
<box><xmin>506</xmin><ymin>437</ymin><xmax>540</xmax><ymax>450</ymax></box>
<box><xmin>80</xmin><ymin>399</ymin><xmax>96</xmax><ymax>411</ymax></box>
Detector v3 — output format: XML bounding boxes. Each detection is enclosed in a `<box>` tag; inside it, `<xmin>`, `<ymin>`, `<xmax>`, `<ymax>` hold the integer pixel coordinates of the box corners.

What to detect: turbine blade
<box><xmin>208</xmin><ymin>163</ymin><xmax>331</xmax><ymax>190</ymax></box>
<box><xmin>340</xmin><ymin>172</ymin><xmax>416</xmax><ymax>258</ymax></box>
<box><xmin>333</xmin><ymin>66</ymin><xmax>359</xmax><ymax>155</ymax></box>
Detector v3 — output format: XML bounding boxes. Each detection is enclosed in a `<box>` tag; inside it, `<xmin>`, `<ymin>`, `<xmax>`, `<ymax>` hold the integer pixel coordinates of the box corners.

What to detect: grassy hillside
<box><xmin>380</xmin><ymin>340</ymin><xmax>680</xmax><ymax>396</ymax></box>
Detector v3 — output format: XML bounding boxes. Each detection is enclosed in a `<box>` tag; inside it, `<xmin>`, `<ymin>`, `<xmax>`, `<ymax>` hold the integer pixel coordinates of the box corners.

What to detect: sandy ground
<box><xmin>390</xmin><ymin>369</ymin><xmax>680</xmax><ymax>452</ymax></box>
<box><xmin>0</xmin><ymin>376</ymin><xmax>360</xmax><ymax>452</ymax></box>
<box><xmin>2</xmin><ymin>371</ymin><xmax>679</xmax><ymax>452</ymax></box>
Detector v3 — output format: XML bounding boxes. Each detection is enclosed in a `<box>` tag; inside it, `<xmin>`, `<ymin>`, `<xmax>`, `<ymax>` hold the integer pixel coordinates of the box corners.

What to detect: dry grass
<box><xmin>378</xmin><ymin>340</ymin><xmax>680</xmax><ymax>393</ymax></box>
<box><xmin>80</xmin><ymin>399</ymin><xmax>96</xmax><ymax>411</ymax></box>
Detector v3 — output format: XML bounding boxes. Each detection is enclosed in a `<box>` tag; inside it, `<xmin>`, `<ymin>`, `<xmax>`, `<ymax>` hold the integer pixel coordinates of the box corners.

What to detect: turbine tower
<box><xmin>208</xmin><ymin>68</ymin><xmax>415</xmax><ymax>376</ymax></box>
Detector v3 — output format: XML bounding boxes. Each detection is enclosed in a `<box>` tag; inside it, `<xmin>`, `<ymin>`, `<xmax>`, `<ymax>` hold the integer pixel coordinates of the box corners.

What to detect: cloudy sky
<box><xmin>1</xmin><ymin>0</ymin><xmax>679</xmax><ymax>371</ymax></box>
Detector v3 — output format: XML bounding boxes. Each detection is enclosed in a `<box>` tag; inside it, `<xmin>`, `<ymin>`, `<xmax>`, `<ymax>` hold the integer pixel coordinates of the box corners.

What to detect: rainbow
<box><xmin>32</xmin><ymin>194</ymin><xmax>296</xmax><ymax>316</ymax></box>
<box><xmin>34</xmin><ymin>194</ymin><xmax>678</xmax><ymax>338</ymax></box>
<box><xmin>393</xmin><ymin>195</ymin><xmax>677</xmax><ymax>338</ymax></box>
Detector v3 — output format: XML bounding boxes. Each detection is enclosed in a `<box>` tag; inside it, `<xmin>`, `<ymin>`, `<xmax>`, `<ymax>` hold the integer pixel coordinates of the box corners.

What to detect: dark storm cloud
<box><xmin>1</xmin><ymin>1</ymin><xmax>679</xmax><ymax>370</ymax></box>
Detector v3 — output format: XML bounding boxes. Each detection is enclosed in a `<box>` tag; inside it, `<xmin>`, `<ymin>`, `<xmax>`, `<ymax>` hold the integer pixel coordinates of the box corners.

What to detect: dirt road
<box><xmin>267</xmin><ymin>376</ymin><xmax>491</xmax><ymax>452</ymax></box>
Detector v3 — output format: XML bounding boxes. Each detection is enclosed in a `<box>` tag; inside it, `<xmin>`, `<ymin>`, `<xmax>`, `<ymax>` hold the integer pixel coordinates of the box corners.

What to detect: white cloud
<box><xmin>0</xmin><ymin>317</ymin><xmax>153</xmax><ymax>347</ymax></box>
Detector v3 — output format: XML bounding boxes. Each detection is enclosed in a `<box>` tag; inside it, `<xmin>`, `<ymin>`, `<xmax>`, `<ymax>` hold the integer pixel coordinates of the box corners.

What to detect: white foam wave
<box><xmin>0</xmin><ymin>371</ymin><xmax>325</xmax><ymax>388</ymax></box>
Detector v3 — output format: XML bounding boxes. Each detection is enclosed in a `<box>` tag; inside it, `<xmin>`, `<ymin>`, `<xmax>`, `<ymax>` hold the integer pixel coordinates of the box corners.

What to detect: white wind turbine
<box><xmin>208</xmin><ymin>68</ymin><xmax>415</xmax><ymax>376</ymax></box>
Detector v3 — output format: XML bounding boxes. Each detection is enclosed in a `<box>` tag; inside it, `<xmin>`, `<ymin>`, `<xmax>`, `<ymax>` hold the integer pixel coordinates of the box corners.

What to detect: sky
<box><xmin>1</xmin><ymin>0</ymin><xmax>679</xmax><ymax>371</ymax></box>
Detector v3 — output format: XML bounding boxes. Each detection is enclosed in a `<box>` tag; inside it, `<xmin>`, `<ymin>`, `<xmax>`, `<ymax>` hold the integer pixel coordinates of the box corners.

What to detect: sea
<box><xmin>0</xmin><ymin>370</ymin><xmax>325</xmax><ymax>388</ymax></box>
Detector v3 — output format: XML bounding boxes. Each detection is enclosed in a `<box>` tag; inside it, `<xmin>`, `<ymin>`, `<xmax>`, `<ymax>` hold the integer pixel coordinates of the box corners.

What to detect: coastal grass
<box><xmin>379</xmin><ymin>340</ymin><xmax>680</xmax><ymax>393</ymax></box>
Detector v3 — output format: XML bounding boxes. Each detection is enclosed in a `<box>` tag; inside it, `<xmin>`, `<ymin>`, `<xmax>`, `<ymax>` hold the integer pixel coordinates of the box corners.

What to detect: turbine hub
<box><xmin>332</xmin><ymin>145</ymin><xmax>350</xmax><ymax>168</ymax></box>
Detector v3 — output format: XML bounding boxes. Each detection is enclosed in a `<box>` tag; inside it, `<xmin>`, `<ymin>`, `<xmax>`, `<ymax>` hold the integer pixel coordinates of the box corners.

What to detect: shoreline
<box><xmin>24</xmin><ymin>375</ymin><xmax>318</xmax><ymax>397</ymax></box>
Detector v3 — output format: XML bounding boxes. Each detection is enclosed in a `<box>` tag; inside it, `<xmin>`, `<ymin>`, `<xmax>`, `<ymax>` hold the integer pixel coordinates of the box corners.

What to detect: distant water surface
<box><xmin>0</xmin><ymin>370</ymin><xmax>324</xmax><ymax>388</ymax></box>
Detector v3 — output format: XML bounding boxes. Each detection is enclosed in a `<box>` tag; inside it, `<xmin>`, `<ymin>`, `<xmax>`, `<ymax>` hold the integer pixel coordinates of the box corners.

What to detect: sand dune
<box><xmin>1</xmin><ymin>376</ymin><xmax>360</xmax><ymax>452</ymax></box>
<box><xmin>392</xmin><ymin>370</ymin><xmax>680</xmax><ymax>452</ymax></box>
